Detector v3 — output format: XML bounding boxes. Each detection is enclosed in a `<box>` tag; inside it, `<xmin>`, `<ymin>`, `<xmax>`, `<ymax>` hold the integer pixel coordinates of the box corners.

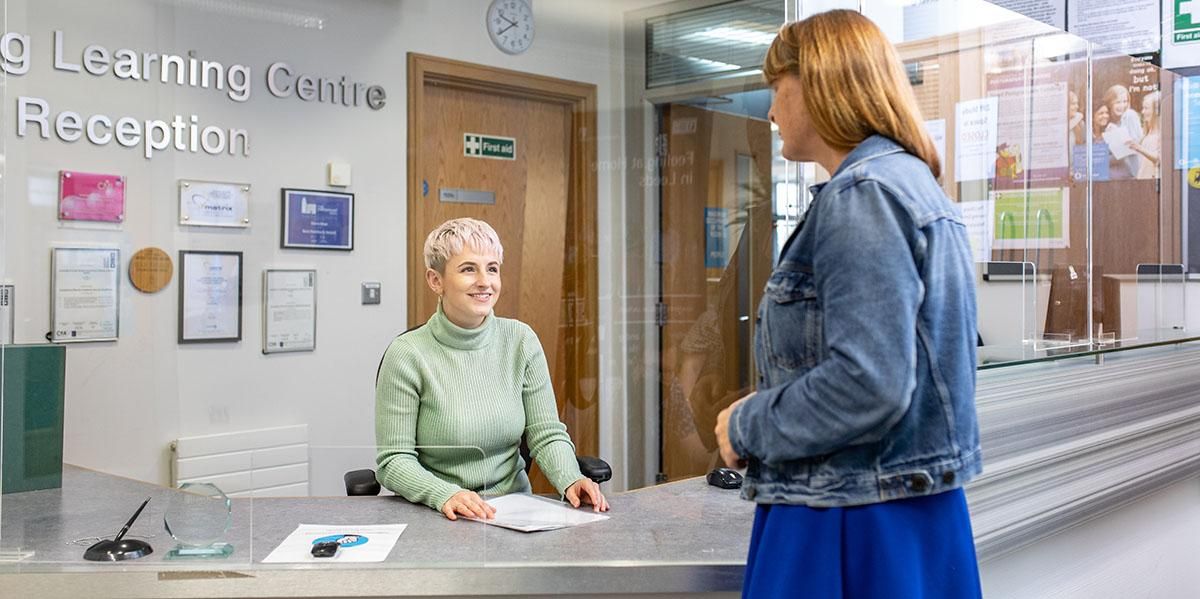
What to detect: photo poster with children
<box><xmin>1077</xmin><ymin>55</ymin><xmax>1162</xmax><ymax>181</ymax></box>
<box><xmin>985</xmin><ymin>56</ymin><xmax>1070</xmax><ymax>190</ymax></box>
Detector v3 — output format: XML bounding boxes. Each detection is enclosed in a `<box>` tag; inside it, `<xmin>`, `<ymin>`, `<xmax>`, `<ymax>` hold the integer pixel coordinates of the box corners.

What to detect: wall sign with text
<box><xmin>464</xmin><ymin>133</ymin><xmax>517</xmax><ymax>160</ymax></box>
<box><xmin>178</xmin><ymin>250</ymin><xmax>243</xmax><ymax>343</ymax></box>
<box><xmin>179</xmin><ymin>180</ymin><xmax>251</xmax><ymax>228</ymax></box>
<box><xmin>0</xmin><ymin>29</ymin><xmax>388</xmax><ymax>160</ymax></box>
<box><xmin>281</xmin><ymin>189</ymin><xmax>354</xmax><ymax>251</ymax></box>
<box><xmin>51</xmin><ymin>247</ymin><xmax>120</xmax><ymax>343</ymax></box>
<box><xmin>59</xmin><ymin>170</ymin><xmax>124</xmax><ymax>223</ymax></box>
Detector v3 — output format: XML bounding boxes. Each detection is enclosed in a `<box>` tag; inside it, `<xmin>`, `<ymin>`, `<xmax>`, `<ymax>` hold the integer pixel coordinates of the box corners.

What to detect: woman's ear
<box><xmin>426</xmin><ymin>268</ymin><xmax>443</xmax><ymax>296</ymax></box>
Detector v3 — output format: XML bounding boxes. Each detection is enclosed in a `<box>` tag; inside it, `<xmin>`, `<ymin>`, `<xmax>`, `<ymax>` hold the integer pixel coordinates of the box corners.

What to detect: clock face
<box><xmin>487</xmin><ymin>0</ymin><xmax>534</xmax><ymax>55</ymax></box>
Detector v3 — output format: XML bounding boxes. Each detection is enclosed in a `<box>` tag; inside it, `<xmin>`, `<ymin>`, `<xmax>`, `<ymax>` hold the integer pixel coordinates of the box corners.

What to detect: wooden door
<box><xmin>659</xmin><ymin>104</ymin><xmax>774</xmax><ymax>481</ymax></box>
<box><xmin>408</xmin><ymin>55</ymin><xmax>598</xmax><ymax>493</ymax></box>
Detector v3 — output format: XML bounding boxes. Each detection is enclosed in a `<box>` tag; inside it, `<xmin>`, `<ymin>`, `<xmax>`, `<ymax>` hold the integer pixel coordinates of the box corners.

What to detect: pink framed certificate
<box><xmin>59</xmin><ymin>171</ymin><xmax>126</xmax><ymax>223</ymax></box>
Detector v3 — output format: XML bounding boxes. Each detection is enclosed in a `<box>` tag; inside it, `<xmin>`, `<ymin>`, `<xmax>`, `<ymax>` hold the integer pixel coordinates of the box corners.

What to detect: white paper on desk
<box><xmin>261</xmin><ymin>523</ymin><xmax>407</xmax><ymax>563</ymax></box>
<box><xmin>1102</xmin><ymin>127</ymin><xmax>1135</xmax><ymax>160</ymax></box>
<box><xmin>467</xmin><ymin>493</ymin><xmax>609</xmax><ymax>533</ymax></box>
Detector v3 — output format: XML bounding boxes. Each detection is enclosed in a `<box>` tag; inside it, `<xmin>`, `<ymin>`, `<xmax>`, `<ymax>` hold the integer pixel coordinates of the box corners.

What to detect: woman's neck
<box><xmin>444</xmin><ymin>308</ymin><xmax>485</xmax><ymax>329</ymax></box>
<box><xmin>815</xmin><ymin>147</ymin><xmax>851</xmax><ymax>177</ymax></box>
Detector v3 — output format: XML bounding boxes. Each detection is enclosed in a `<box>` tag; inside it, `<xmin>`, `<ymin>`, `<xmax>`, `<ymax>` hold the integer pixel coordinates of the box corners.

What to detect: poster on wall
<box><xmin>989</xmin><ymin>0</ymin><xmax>1066</xmax><ymax>29</ymax></box>
<box><xmin>179</xmin><ymin>250</ymin><xmax>243</xmax><ymax>343</ymax></box>
<box><xmin>1174</xmin><ymin>76</ymin><xmax>1200</xmax><ymax>170</ymax></box>
<box><xmin>50</xmin><ymin>247</ymin><xmax>120</xmax><ymax>343</ymax></box>
<box><xmin>58</xmin><ymin>171</ymin><xmax>125</xmax><ymax>223</ymax></box>
<box><xmin>280</xmin><ymin>189</ymin><xmax>354</xmax><ymax>251</ymax></box>
<box><xmin>262</xmin><ymin>269</ymin><xmax>317</xmax><ymax>354</ymax></box>
<box><xmin>1081</xmin><ymin>55</ymin><xmax>1162</xmax><ymax>181</ymax></box>
<box><xmin>1071</xmin><ymin>142</ymin><xmax>1111</xmax><ymax>181</ymax></box>
<box><xmin>955</xmin><ymin>97</ymin><xmax>999</xmax><ymax>182</ymax></box>
<box><xmin>960</xmin><ymin>200</ymin><xmax>995</xmax><ymax>263</ymax></box>
<box><xmin>1068</xmin><ymin>0</ymin><xmax>1160</xmax><ymax>57</ymax></box>
<box><xmin>179</xmin><ymin>180</ymin><xmax>251</xmax><ymax>228</ymax></box>
<box><xmin>991</xmin><ymin>188</ymin><xmax>1071</xmax><ymax>250</ymax></box>
<box><xmin>704</xmin><ymin>207</ymin><xmax>730</xmax><ymax>269</ymax></box>
<box><xmin>925</xmin><ymin>119</ymin><xmax>947</xmax><ymax>176</ymax></box>
<box><xmin>985</xmin><ymin>54</ymin><xmax>1070</xmax><ymax>189</ymax></box>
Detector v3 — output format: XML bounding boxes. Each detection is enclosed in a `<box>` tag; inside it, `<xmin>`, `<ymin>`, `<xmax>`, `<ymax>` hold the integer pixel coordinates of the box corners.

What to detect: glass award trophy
<box><xmin>163</xmin><ymin>482</ymin><xmax>234</xmax><ymax>559</ymax></box>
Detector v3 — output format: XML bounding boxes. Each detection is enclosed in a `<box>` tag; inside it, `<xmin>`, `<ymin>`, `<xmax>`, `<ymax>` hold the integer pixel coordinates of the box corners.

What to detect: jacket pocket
<box><xmin>761</xmin><ymin>269</ymin><xmax>823</xmax><ymax>372</ymax></box>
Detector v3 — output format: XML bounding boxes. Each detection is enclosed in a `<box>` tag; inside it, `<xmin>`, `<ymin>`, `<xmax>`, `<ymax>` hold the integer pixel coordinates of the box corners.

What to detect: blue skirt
<box><xmin>742</xmin><ymin>488</ymin><xmax>982</xmax><ymax>598</ymax></box>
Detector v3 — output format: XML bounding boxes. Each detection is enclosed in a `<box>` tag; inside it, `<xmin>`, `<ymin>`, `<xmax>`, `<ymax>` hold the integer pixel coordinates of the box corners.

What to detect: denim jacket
<box><xmin>727</xmin><ymin>135</ymin><xmax>981</xmax><ymax>507</ymax></box>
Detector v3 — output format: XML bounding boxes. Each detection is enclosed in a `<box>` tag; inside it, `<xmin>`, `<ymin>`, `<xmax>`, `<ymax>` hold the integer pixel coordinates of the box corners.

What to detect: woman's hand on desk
<box><xmin>441</xmin><ymin>490</ymin><xmax>497</xmax><ymax>521</ymax></box>
<box><xmin>565</xmin><ymin>478</ymin><xmax>610</xmax><ymax>512</ymax></box>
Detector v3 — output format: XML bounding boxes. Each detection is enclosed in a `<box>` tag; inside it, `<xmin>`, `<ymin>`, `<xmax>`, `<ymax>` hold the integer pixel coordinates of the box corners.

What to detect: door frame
<box><xmin>623</xmin><ymin>0</ymin><xmax>795</xmax><ymax>485</ymax></box>
<box><xmin>405</xmin><ymin>53</ymin><xmax>600</xmax><ymax>457</ymax></box>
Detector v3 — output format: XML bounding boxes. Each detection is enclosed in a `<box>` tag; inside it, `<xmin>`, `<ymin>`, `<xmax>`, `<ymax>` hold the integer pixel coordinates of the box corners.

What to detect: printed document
<box><xmin>467</xmin><ymin>493</ymin><xmax>609</xmax><ymax>532</ymax></box>
<box><xmin>262</xmin><ymin>524</ymin><xmax>407</xmax><ymax>563</ymax></box>
<box><xmin>1102</xmin><ymin>127</ymin><xmax>1135</xmax><ymax>160</ymax></box>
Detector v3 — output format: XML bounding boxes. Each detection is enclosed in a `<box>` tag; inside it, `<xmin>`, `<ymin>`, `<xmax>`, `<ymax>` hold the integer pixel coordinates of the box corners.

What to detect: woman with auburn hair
<box><xmin>713</xmin><ymin>10</ymin><xmax>982</xmax><ymax>598</ymax></box>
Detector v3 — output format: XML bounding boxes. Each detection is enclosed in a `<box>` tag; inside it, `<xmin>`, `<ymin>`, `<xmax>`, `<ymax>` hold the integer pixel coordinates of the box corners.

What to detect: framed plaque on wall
<box><xmin>178</xmin><ymin>250</ymin><xmax>243</xmax><ymax>343</ymax></box>
<box><xmin>280</xmin><ymin>189</ymin><xmax>354</xmax><ymax>251</ymax></box>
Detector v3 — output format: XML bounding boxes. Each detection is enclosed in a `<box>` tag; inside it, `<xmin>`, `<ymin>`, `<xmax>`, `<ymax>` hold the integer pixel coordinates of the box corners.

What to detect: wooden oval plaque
<box><xmin>129</xmin><ymin>247</ymin><xmax>173</xmax><ymax>293</ymax></box>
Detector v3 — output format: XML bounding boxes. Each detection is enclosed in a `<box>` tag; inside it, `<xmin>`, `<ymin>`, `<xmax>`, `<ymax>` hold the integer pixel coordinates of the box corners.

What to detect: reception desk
<box><xmin>0</xmin><ymin>465</ymin><xmax>751</xmax><ymax>598</ymax></box>
<box><xmin>6</xmin><ymin>342</ymin><xmax>1200</xmax><ymax>598</ymax></box>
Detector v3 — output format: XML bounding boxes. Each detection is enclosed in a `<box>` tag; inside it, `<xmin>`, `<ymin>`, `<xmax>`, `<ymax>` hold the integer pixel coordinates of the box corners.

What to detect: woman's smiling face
<box><xmin>429</xmin><ymin>246</ymin><xmax>502</xmax><ymax>328</ymax></box>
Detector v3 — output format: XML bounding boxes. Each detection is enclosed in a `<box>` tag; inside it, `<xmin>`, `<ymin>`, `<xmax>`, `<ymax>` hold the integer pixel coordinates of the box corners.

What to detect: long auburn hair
<box><xmin>762</xmin><ymin>10</ymin><xmax>940</xmax><ymax>178</ymax></box>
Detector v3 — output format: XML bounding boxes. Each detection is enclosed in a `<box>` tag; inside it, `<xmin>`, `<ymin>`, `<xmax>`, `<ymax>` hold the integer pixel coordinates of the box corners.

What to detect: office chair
<box><xmin>347</xmin><ymin>325</ymin><xmax>612</xmax><ymax>496</ymax></box>
<box><xmin>344</xmin><ymin>445</ymin><xmax>612</xmax><ymax>496</ymax></box>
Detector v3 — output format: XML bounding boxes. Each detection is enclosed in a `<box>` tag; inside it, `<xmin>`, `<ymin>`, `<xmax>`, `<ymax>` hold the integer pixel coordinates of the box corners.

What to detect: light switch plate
<box><xmin>329</xmin><ymin>162</ymin><xmax>352</xmax><ymax>187</ymax></box>
<box><xmin>361</xmin><ymin>282</ymin><xmax>381</xmax><ymax>305</ymax></box>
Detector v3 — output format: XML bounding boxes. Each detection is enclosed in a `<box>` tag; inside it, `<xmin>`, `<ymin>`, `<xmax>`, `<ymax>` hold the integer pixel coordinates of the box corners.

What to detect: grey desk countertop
<box><xmin>0</xmin><ymin>466</ymin><xmax>752</xmax><ymax>597</ymax></box>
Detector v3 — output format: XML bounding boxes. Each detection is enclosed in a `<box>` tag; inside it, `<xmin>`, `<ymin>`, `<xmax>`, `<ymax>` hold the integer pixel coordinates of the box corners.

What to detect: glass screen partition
<box><xmin>871</xmin><ymin>0</ymin><xmax>1200</xmax><ymax>368</ymax></box>
<box><xmin>0</xmin><ymin>0</ymin><xmax>1199</xmax><ymax>584</ymax></box>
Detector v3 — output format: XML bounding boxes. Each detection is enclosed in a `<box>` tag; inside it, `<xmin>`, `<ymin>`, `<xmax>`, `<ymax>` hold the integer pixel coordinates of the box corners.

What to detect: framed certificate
<box><xmin>59</xmin><ymin>171</ymin><xmax>126</xmax><ymax>223</ymax></box>
<box><xmin>50</xmin><ymin>247</ymin><xmax>120</xmax><ymax>343</ymax></box>
<box><xmin>262</xmin><ymin>269</ymin><xmax>317</xmax><ymax>354</ymax></box>
<box><xmin>179</xmin><ymin>250</ymin><xmax>243</xmax><ymax>343</ymax></box>
<box><xmin>280</xmin><ymin>189</ymin><xmax>354</xmax><ymax>251</ymax></box>
<box><xmin>179</xmin><ymin>180</ymin><xmax>251</xmax><ymax>228</ymax></box>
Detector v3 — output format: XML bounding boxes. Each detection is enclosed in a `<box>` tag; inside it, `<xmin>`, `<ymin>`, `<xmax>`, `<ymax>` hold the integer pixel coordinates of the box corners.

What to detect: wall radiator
<box><xmin>169</xmin><ymin>424</ymin><xmax>309</xmax><ymax>497</ymax></box>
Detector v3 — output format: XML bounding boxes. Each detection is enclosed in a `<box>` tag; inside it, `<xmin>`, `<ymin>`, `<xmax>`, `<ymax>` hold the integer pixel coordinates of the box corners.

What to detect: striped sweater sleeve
<box><xmin>375</xmin><ymin>339</ymin><xmax>462</xmax><ymax>511</ymax></box>
<box><xmin>519</xmin><ymin>325</ymin><xmax>585</xmax><ymax>495</ymax></box>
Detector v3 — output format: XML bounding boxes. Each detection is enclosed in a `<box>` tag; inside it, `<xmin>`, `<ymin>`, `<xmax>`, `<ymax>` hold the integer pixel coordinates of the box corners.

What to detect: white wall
<box><xmin>0</xmin><ymin>0</ymin><xmax>640</xmax><ymax>495</ymax></box>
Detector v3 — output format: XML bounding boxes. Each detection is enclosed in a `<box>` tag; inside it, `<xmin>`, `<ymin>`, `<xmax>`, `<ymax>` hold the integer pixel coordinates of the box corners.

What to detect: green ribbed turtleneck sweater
<box><xmin>375</xmin><ymin>305</ymin><xmax>583</xmax><ymax>511</ymax></box>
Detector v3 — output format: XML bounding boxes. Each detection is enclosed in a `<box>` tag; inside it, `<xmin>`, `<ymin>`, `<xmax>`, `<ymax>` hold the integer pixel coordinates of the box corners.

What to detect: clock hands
<box><xmin>489</xmin><ymin>2</ymin><xmax>530</xmax><ymax>52</ymax></box>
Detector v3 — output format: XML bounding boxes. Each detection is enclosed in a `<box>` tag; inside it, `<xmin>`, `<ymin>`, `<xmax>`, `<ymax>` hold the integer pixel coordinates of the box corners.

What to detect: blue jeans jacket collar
<box><xmin>809</xmin><ymin>135</ymin><xmax>906</xmax><ymax>198</ymax></box>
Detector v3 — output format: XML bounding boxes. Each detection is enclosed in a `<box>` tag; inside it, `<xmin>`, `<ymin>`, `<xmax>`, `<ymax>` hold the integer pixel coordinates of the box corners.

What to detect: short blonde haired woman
<box><xmin>375</xmin><ymin>217</ymin><xmax>608</xmax><ymax>520</ymax></box>
<box><xmin>713</xmin><ymin>10</ymin><xmax>982</xmax><ymax>598</ymax></box>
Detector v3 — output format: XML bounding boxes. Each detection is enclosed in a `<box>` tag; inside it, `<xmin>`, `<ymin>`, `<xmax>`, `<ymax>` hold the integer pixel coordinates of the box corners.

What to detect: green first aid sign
<box><xmin>463</xmin><ymin>133</ymin><xmax>516</xmax><ymax>160</ymax></box>
<box><xmin>1176</xmin><ymin>0</ymin><xmax>1200</xmax><ymax>43</ymax></box>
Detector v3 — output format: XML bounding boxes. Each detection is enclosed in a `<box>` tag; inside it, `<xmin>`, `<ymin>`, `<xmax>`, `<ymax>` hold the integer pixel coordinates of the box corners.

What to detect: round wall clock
<box><xmin>487</xmin><ymin>0</ymin><xmax>534</xmax><ymax>55</ymax></box>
